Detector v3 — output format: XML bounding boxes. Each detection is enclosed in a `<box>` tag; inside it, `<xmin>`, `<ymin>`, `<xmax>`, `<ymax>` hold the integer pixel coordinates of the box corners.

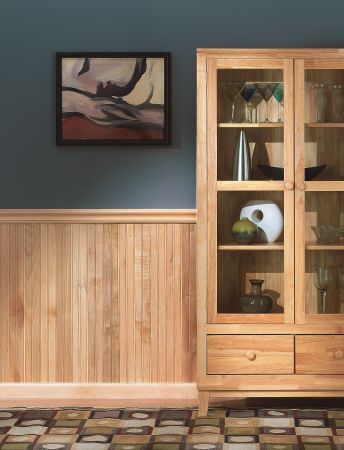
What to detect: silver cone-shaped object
<box><xmin>232</xmin><ymin>130</ymin><xmax>251</xmax><ymax>180</ymax></box>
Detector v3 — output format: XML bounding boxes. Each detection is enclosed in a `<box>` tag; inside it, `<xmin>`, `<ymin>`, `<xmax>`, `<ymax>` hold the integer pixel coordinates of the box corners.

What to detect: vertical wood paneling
<box><xmin>0</xmin><ymin>224</ymin><xmax>10</xmax><ymax>381</ymax></box>
<box><xmin>0</xmin><ymin>219</ymin><xmax>196</xmax><ymax>383</ymax></box>
<box><xmin>87</xmin><ymin>224</ymin><xmax>96</xmax><ymax>382</ymax></box>
<box><xmin>47</xmin><ymin>225</ymin><xmax>57</xmax><ymax>382</ymax></box>
<box><xmin>111</xmin><ymin>224</ymin><xmax>119</xmax><ymax>382</ymax></box>
<box><xmin>142</xmin><ymin>224</ymin><xmax>151</xmax><ymax>383</ymax></box>
<box><xmin>95</xmin><ymin>224</ymin><xmax>104</xmax><ymax>382</ymax></box>
<box><xmin>126</xmin><ymin>224</ymin><xmax>135</xmax><ymax>383</ymax></box>
<box><xmin>40</xmin><ymin>224</ymin><xmax>49</xmax><ymax>382</ymax></box>
<box><xmin>102</xmin><ymin>224</ymin><xmax>112</xmax><ymax>383</ymax></box>
<box><xmin>118</xmin><ymin>224</ymin><xmax>127</xmax><ymax>383</ymax></box>
<box><xmin>157</xmin><ymin>224</ymin><xmax>167</xmax><ymax>382</ymax></box>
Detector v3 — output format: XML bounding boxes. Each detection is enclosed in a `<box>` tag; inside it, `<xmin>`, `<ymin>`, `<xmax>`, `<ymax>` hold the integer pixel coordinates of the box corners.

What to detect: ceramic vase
<box><xmin>231</xmin><ymin>217</ymin><xmax>257</xmax><ymax>244</ymax></box>
<box><xmin>240</xmin><ymin>279</ymin><xmax>273</xmax><ymax>313</ymax></box>
<box><xmin>240</xmin><ymin>200</ymin><xmax>283</xmax><ymax>243</ymax></box>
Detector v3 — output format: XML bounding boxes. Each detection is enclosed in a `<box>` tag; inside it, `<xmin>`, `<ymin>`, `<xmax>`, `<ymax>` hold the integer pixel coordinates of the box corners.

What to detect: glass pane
<box><xmin>217</xmin><ymin>191</ymin><xmax>284</xmax><ymax>315</ymax></box>
<box><xmin>305</xmin><ymin>191</ymin><xmax>344</xmax><ymax>314</ymax></box>
<box><xmin>217</xmin><ymin>69</ymin><xmax>284</xmax><ymax>182</ymax></box>
<box><xmin>217</xmin><ymin>250</ymin><xmax>284</xmax><ymax>314</ymax></box>
<box><xmin>305</xmin><ymin>69</ymin><xmax>344</xmax><ymax>181</ymax></box>
<box><xmin>215</xmin><ymin>66</ymin><xmax>287</xmax><ymax>321</ymax></box>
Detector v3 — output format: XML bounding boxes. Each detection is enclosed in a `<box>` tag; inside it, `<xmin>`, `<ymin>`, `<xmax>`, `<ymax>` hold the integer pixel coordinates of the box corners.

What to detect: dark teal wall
<box><xmin>1</xmin><ymin>0</ymin><xmax>344</xmax><ymax>208</ymax></box>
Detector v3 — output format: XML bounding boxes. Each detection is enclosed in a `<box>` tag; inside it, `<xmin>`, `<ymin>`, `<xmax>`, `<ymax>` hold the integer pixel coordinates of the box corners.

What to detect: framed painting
<box><xmin>56</xmin><ymin>52</ymin><xmax>170</xmax><ymax>145</ymax></box>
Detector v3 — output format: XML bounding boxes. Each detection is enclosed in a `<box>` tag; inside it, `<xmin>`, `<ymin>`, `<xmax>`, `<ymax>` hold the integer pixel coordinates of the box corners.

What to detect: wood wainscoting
<box><xmin>0</xmin><ymin>209</ymin><xmax>197</xmax><ymax>406</ymax></box>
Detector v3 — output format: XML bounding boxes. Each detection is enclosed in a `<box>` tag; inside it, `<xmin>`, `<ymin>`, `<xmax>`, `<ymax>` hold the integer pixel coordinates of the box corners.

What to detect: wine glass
<box><xmin>331</xmin><ymin>84</ymin><xmax>344</xmax><ymax>122</ymax></box>
<box><xmin>248</xmin><ymin>90</ymin><xmax>263</xmax><ymax>123</ymax></box>
<box><xmin>314</xmin><ymin>83</ymin><xmax>327</xmax><ymax>122</ymax></box>
<box><xmin>255</xmin><ymin>82</ymin><xmax>278</xmax><ymax>123</ymax></box>
<box><xmin>241</xmin><ymin>83</ymin><xmax>256</xmax><ymax>122</ymax></box>
<box><xmin>312</xmin><ymin>265</ymin><xmax>332</xmax><ymax>314</ymax></box>
<box><xmin>272</xmin><ymin>83</ymin><xmax>284</xmax><ymax>122</ymax></box>
<box><xmin>221</xmin><ymin>82</ymin><xmax>245</xmax><ymax>123</ymax></box>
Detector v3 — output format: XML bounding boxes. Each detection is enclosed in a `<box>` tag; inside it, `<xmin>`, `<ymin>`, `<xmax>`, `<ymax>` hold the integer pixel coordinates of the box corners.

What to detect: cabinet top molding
<box><xmin>197</xmin><ymin>48</ymin><xmax>344</xmax><ymax>59</ymax></box>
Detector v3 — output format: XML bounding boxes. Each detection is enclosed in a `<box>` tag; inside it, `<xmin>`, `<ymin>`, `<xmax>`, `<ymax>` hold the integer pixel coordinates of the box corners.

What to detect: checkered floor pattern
<box><xmin>0</xmin><ymin>407</ymin><xmax>343</xmax><ymax>449</ymax></box>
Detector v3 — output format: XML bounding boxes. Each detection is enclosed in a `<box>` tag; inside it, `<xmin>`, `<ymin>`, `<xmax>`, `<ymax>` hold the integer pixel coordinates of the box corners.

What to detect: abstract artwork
<box><xmin>56</xmin><ymin>52</ymin><xmax>170</xmax><ymax>145</ymax></box>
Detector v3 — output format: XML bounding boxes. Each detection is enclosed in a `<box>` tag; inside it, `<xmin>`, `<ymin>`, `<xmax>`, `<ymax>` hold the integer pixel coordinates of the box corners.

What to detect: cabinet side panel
<box><xmin>197</xmin><ymin>51</ymin><xmax>208</xmax><ymax>384</ymax></box>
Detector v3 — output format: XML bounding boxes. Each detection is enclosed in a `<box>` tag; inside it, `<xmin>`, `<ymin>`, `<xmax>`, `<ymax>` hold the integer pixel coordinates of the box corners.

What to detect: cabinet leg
<box><xmin>198</xmin><ymin>390</ymin><xmax>209</xmax><ymax>417</ymax></box>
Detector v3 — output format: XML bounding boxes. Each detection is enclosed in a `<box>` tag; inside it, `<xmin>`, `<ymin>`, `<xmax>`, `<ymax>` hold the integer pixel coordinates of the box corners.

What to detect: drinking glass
<box><xmin>241</xmin><ymin>83</ymin><xmax>256</xmax><ymax>122</ymax></box>
<box><xmin>314</xmin><ymin>84</ymin><xmax>327</xmax><ymax>122</ymax></box>
<box><xmin>330</xmin><ymin>84</ymin><xmax>344</xmax><ymax>122</ymax></box>
<box><xmin>272</xmin><ymin>83</ymin><xmax>284</xmax><ymax>122</ymax></box>
<box><xmin>221</xmin><ymin>82</ymin><xmax>245</xmax><ymax>123</ymax></box>
<box><xmin>248</xmin><ymin>91</ymin><xmax>263</xmax><ymax>123</ymax></box>
<box><xmin>255</xmin><ymin>82</ymin><xmax>278</xmax><ymax>123</ymax></box>
<box><xmin>312</xmin><ymin>265</ymin><xmax>332</xmax><ymax>314</ymax></box>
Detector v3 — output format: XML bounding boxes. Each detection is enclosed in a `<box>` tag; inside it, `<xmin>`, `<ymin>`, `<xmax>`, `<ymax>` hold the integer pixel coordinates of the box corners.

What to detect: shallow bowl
<box><xmin>257</xmin><ymin>164</ymin><xmax>326</xmax><ymax>181</ymax></box>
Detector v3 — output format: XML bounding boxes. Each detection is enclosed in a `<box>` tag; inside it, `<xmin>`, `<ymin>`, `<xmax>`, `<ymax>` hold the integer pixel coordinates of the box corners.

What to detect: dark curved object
<box><xmin>240</xmin><ymin>296</ymin><xmax>273</xmax><ymax>314</ymax></box>
<box><xmin>257</xmin><ymin>164</ymin><xmax>327</xmax><ymax>181</ymax></box>
<box><xmin>95</xmin><ymin>58</ymin><xmax>147</xmax><ymax>98</ymax></box>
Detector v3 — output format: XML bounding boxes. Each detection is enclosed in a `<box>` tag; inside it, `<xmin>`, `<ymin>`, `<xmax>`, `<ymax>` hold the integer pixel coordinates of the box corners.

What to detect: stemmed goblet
<box><xmin>247</xmin><ymin>91</ymin><xmax>263</xmax><ymax>123</ymax></box>
<box><xmin>314</xmin><ymin>84</ymin><xmax>327</xmax><ymax>122</ymax></box>
<box><xmin>254</xmin><ymin>82</ymin><xmax>278</xmax><ymax>123</ymax></box>
<box><xmin>221</xmin><ymin>82</ymin><xmax>245</xmax><ymax>123</ymax></box>
<box><xmin>312</xmin><ymin>265</ymin><xmax>332</xmax><ymax>314</ymax></box>
<box><xmin>272</xmin><ymin>83</ymin><xmax>284</xmax><ymax>122</ymax></box>
<box><xmin>241</xmin><ymin>83</ymin><xmax>257</xmax><ymax>122</ymax></box>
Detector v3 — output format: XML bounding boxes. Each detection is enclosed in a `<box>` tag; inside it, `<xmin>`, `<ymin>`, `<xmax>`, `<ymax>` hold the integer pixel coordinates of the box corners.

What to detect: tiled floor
<box><xmin>0</xmin><ymin>407</ymin><xmax>343</xmax><ymax>449</ymax></box>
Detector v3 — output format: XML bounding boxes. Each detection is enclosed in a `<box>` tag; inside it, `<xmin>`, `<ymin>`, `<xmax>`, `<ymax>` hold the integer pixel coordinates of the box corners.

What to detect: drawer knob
<box><xmin>246</xmin><ymin>351</ymin><xmax>256</xmax><ymax>361</ymax></box>
<box><xmin>334</xmin><ymin>350</ymin><xmax>344</xmax><ymax>360</ymax></box>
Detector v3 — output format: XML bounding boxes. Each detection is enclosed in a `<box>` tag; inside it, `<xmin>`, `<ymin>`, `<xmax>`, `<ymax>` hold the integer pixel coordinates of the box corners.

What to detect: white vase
<box><xmin>240</xmin><ymin>200</ymin><xmax>283</xmax><ymax>243</ymax></box>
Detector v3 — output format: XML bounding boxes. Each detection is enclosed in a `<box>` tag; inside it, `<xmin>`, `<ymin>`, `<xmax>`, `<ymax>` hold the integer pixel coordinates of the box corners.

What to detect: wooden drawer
<box><xmin>207</xmin><ymin>335</ymin><xmax>294</xmax><ymax>375</ymax></box>
<box><xmin>296</xmin><ymin>335</ymin><xmax>344</xmax><ymax>374</ymax></box>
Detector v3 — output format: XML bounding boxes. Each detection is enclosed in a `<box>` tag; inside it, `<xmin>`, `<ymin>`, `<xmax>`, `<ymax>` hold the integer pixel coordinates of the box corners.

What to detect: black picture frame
<box><xmin>56</xmin><ymin>52</ymin><xmax>171</xmax><ymax>145</ymax></box>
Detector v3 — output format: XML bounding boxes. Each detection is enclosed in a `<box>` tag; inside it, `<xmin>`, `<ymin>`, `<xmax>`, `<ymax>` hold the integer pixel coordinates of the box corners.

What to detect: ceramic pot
<box><xmin>231</xmin><ymin>217</ymin><xmax>257</xmax><ymax>244</ymax></box>
<box><xmin>240</xmin><ymin>279</ymin><xmax>273</xmax><ymax>313</ymax></box>
<box><xmin>240</xmin><ymin>200</ymin><xmax>283</xmax><ymax>243</ymax></box>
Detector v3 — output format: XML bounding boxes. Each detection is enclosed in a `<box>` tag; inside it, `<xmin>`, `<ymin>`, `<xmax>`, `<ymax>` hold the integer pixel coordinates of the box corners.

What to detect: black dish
<box><xmin>257</xmin><ymin>164</ymin><xmax>327</xmax><ymax>181</ymax></box>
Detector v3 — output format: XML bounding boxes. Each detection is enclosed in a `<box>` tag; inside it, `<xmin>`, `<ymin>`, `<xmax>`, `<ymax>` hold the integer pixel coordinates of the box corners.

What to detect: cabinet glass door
<box><xmin>295</xmin><ymin>59</ymin><xmax>344</xmax><ymax>322</ymax></box>
<box><xmin>207</xmin><ymin>58</ymin><xmax>294</xmax><ymax>324</ymax></box>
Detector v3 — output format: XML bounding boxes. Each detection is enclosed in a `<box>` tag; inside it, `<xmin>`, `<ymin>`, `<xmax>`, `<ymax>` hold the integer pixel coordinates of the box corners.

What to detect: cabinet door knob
<box><xmin>296</xmin><ymin>182</ymin><xmax>305</xmax><ymax>191</ymax></box>
<box><xmin>334</xmin><ymin>350</ymin><xmax>344</xmax><ymax>359</ymax></box>
<box><xmin>284</xmin><ymin>181</ymin><xmax>294</xmax><ymax>191</ymax></box>
<box><xmin>246</xmin><ymin>351</ymin><xmax>256</xmax><ymax>361</ymax></box>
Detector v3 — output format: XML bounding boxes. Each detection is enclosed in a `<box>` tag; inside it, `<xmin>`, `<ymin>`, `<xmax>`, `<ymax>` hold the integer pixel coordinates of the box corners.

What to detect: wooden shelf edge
<box><xmin>306</xmin><ymin>241</ymin><xmax>344</xmax><ymax>250</ymax></box>
<box><xmin>219</xmin><ymin>122</ymin><xmax>284</xmax><ymax>128</ymax></box>
<box><xmin>306</xmin><ymin>122</ymin><xmax>344</xmax><ymax>128</ymax></box>
<box><xmin>218</xmin><ymin>242</ymin><xmax>284</xmax><ymax>251</ymax></box>
<box><xmin>305</xmin><ymin>181</ymin><xmax>344</xmax><ymax>191</ymax></box>
<box><xmin>211</xmin><ymin>314</ymin><xmax>285</xmax><ymax>324</ymax></box>
<box><xmin>217</xmin><ymin>181</ymin><xmax>284</xmax><ymax>191</ymax></box>
<box><xmin>305</xmin><ymin>315</ymin><xmax>344</xmax><ymax>322</ymax></box>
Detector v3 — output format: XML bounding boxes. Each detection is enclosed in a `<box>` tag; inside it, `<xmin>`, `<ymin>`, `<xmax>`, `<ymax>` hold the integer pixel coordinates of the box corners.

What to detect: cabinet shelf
<box><xmin>306</xmin><ymin>122</ymin><xmax>344</xmax><ymax>128</ymax></box>
<box><xmin>217</xmin><ymin>180</ymin><xmax>284</xmax><ymax>191</ymax></box>
<box><xmin>218</xmin><ymin>122</ymin><xmax>284</xmax><ymax>128</ymax></box>
<box><xmin>218</xmin><ymin>242</ymin><xmax>284</xmax><ymax>251</ymax></box>
<box><xmin>306</xmin><ymin>241</ymin><xmax>344</xmax><ymax>250</ymax></box>
<box><xmin>305</xmin><ymin>181</ymin><xmax>344</xmax><ymax>191</ymax></box>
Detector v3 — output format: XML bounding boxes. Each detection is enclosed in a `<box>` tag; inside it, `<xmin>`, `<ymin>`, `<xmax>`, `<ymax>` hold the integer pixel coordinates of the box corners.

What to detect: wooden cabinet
<box><xmin>197</xmin><ymin>49</ymin><xmax>344</xmax><ymax>416</ymax></box>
